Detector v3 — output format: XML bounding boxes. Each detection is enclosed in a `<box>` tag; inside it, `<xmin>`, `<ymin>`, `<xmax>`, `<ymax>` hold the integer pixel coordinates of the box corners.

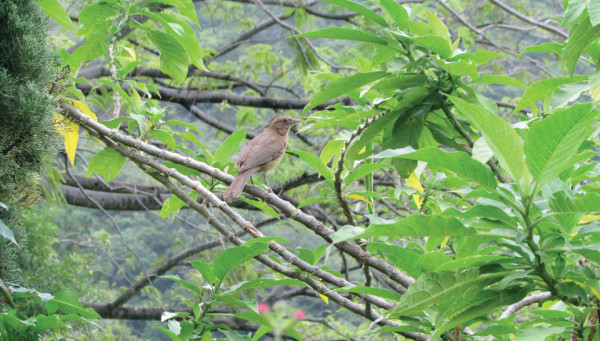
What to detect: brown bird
<box><xmin>223</xmin><ymin>116</ymin><xmax>298</xmax><ymax>200</ymax></box>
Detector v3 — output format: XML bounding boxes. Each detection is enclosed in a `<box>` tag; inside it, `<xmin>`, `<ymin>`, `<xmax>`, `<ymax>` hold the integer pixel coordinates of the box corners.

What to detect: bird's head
<box><xmin>269</xmin><ymin>116</ymin><xmax>300</xmax><ymax>136</ymax></box>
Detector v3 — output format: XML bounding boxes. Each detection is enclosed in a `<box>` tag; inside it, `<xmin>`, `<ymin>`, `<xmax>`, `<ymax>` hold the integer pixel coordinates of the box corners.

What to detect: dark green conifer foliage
<box><xmin>0</xmin><ymin>0</ymin><xmax>59</xmax><ymax>203</ymax></box>
<box><xmin>0</xmin><ymin>0</ymin><xmax>59</xmax><ymax>282</ymax></box>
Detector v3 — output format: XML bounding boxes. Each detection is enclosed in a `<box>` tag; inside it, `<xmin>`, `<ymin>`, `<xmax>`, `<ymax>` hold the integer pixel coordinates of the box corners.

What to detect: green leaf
<box><xmin>45</xmin><ymin>289</ymin><xmax>100</xmax><ymax>319</ymax></box>
<box><xmin>86</xmin><ymin>147</ymin><xmax>127</xmax><ymax>182</ymax></box>
<box><xmin>525</xmin><ymin>103</ymin><xmax>597</xmax><ymax>190</ymax></box>
<box><xmin>344</xmin><ymin>163</ymin><xmax>392</xmax><ymax>188</ymax></box>
<box><xmin>238</xmin><ymin>197</ymin><xmax>279</xmax><ymax>219</ymax></box>
<box><xmin>287</xmin><ymin>150</ymin><xmax>334</xmax><ymax>180</ymax></box>
<box><xmin>432</xmin><ymin>287</ymin><xmax>527</xmax><ymax>338</ymax></box>
<box><xmin>294</xmin><ymin>27</ymin><xmax>388</xmax><ymax>46</ymax></box>
<box><xmin>302</xmin><ymin>71</ymin><xmax>389</xmax><ymax>115</ymax></box>
<box><xmin>329</xmin><ymin>225</ymin><xmax>365</xmax><ymax>243</ymax></box>
<box><xmin>322</xmin><ymin>0</ymin><xmax>387</xmax><ymax>26</ymax></box>
<box><xmin>436</xmin><ymin>255</ymin><xmax>519</xmax><ymax>271</ymax></box>
<box><xmin>512</xmin><ymin>326</ymin><xmax>567</xmax><ymax>340</ymax></box>
<box><xmin>513</xmin><ymin>76</ymin><xmax>587</xmax><ymax>114</ymax></box>
<box><xmin>149</xmin><ymin>30</ymin><xmax>188</xmax><ymax>83</ymax></box>
<box><xmin>520</xmin><ymin>42</ymin><xmax>563</xmax><ymax>56</ymax></box>
<box><xmin>590</xmin><ymin>0</ymin><xmax>600</xmax><ymax>26</ymax></box>
<box><xmin>214</xmin><ymin>129</ymin><xmax>246</xmax><ymax>164</ymax></box>
<box><xmin>377</xmin><ymin>147</ymin><xmax>497</xmax><ymax>189</ymax></box>
<box><xmin>394</xmin><ymin>268</ymin><xmax>507</xmax><ymax>316</ymax></box>
<box><xmin>147</xmin><ymin>12</ymin><xmax>208</xmax><ymax>71</ymax></box>
<box><xmin>334</xmin><ymin>286</ymin><xmax>403</xmax><ymax>301</ymax></box>
<box><xmin>189</xmin><ymin>260</ymin><xmax>216</xmax><ymax>284</ymax></box>
<box><xmin>359</xmin><ymin>214</ymin><xmax>474</xmax><ymax>239</ymax></box>
<box><xmin>472</xmin><ymin>75</ymin><xmax>526</xmax><ymax>88</ymax></box>
<box><xmin>38</xmin><ymin>0</ymin><xmax>76</xmax><ymax>30</ymax></box>
<box><xmin>550</xmin><ymin>192</ymin><xmax>600</xmax><ymax>214</ymax></box>
<box><xmin>564</xmin><ymin>15</ymin><xmax>600</xmax><ymax>77</ymax></box>
<box><xmin>550</xmin><ymin>82</ymin><xmax>590</xmax><ymax>109</ymax></box>
<box><xmin>0</xmin><ymin>218</ymin><xmax>18</xmax><ymax>247</ymax></box>
<box><xmin>564</xmin><ymin>0</ymin><xmax>589</xmax><ymax>26</ymax></box>
<box><xmin>69</xmin><ymin>32</ymin><xmax>109</xmax><ymax>72</ymax></box>
<box><xmin>160</xmin><ymin>192</ymin><xmax>196</xmax><ymax>218</ymax></box>
<box><xmin>449</xmin><ymin>95</ymin><xmax>530</xmax><ymax>185</ymax></box>
<box><xmin>225</xmin><ymin>278</ymin><xmax>305</xmax><ymax>294</ymax></box>
<box><xmin>213</xmin><ymin>243</ymin><xmax>270</xmax><ymax>281</ymax></box>
<box><xmin>162</xmin><ymin>275</ymin><xmax>203</xmax><ymax>296</ymax></box>
<box><xmin>379</xmin><ymin>0</ymin><xmax>408</xmax><ymax>23</ymax></box>
<box><xmin>417</xmin><ymin>252</ymin><xmax>452</xmax><ymax>272</ymax></box>
<box><xmin>412</xmin><ymin>36</ymin><xmax>452</xmax><ymax>58</ymax></box>
<box><xmin>150</xmin><ymin>130</ymin><xmax>176</xmax><ymax>149</ymax></box>
<box><xmin>369</xmin><ymin>242</ymin><xmax>422</xmax><ymax>278</ymax></box>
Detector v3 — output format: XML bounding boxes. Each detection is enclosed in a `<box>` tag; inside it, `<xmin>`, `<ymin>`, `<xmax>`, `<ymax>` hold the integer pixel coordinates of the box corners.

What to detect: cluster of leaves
<box><xmin>0</xmin><ymin>284</ymin><xmax>101</xmax><ymax>341</ymax></box>
<box><xmin>32</xmin><ymin>0</ymin><xmax>600</xmax><ymax>340</ymax></box>
<box><xmin>288</xmin><ymin>0</ymin><xmax>600</xmax><ymax>338</ymax></box>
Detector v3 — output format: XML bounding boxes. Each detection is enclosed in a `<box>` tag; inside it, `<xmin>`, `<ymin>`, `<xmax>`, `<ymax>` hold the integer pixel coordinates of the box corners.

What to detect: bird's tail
<box><xmin>223</xmin><ymin>170</ymin><xmax>253</xmax><ymax>200</ymax></box>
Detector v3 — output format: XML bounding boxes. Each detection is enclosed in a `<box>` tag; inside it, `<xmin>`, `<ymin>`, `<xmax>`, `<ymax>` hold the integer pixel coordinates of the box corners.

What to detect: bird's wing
<box><xmin>238</xmin><ymin>133</ymin><xmax>285</xmax><ymax>172</ymax></box>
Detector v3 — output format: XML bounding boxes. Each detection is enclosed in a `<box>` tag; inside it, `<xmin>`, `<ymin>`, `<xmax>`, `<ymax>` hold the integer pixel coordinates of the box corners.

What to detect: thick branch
<box><xmin>76</xmin><ymin>82</ymin><xmax>350</xmax><ymax>111</ymax></box>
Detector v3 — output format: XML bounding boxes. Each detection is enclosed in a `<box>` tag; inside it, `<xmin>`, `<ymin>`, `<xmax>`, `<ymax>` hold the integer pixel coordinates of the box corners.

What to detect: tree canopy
<box><xmin>2</xmin><ymin>0</ymin><xmax>600</xmax><ymax>340</ymax></box>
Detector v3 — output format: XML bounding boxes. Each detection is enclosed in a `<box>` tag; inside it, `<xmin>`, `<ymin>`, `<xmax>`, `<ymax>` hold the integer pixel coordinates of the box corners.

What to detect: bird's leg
<box><xmin>263</xmin><ymin>171</ymin><xmax>274</xmax><ymax>193</ymax></box>
<box><xmin>250</xmin><ymin>176</ymin><xmax>255</xmax><ymax>185</ymax></box>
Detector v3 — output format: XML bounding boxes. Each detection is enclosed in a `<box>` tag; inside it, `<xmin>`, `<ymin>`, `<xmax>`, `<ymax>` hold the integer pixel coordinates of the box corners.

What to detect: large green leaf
<box><xmin>369</xmin><ymin>242</ymin><xmax>422</xmax><ymax>278</ymax></box>
<box><xmin>38</xmin><ymin>0</ymin><xmax>76</xmax><ymax>30</ymax></box>
<box><xmin>431</xmin><ymin>287</ymin><xmax>527</xmax><ymax>338</ymax></box>
<box><xmin>0</xmin><ymin>218</ymin><xmax>18</xmax><ymax>247</ymax></box>
<box><xmin>287</xmin><ymin>150</ymin><xmax>334</xmax><ymax>180</ymax></box>
<box><xmin>302</xmin><ymin>71</ymin><xmax>389</xmax><ymax>115</ymax></box>
<box><xmin>379</xmin><ymin>0</ymin><xmax>408</xmax><ymax>23</ymax></box>
<box><xmin>359</xmin><ymin>214</ymin><xmax>475</xmax><ymax>239</ymax></box>
<box><xmin>564</xmin><ymin>15</ymin><xmax>600</xmax><ymax>77</ymax></box>
<box><xmin>376</xmin><ymin>147</ymin><xmax>497</xmax><ymax>189</ymax></box>
<box><xmin>294</xmin><ymin>27</ymin><xmax>389</xmax><ymax>46</ymax></box>
<box><xmin>146</xmin><ymin>12</ymin><xmax>207</xmax><ymax>71</ymax></box>
<box><xmin>344</xmin><ymin>163</ymin><xmax>392</xmax><ymax>188</ymax></box>
<box><xmin>472</xmin><ymin>75</ymin><xmax>526</xmax><ymax>88</ymax></box>
<box><xmin>513</xmin><ymin>76</ymin><xmax>587</xmax><ymax>114</ymax></box>
<box><xmin>525</xmin><ymin>103</ymin><xmax>597</xmax><ymax>190</ymax></box>
<box><xmin>449</xmin><ymin>96</ymin><xmax>530</xmax><ymax>185</ymax></box>
<box><xmin>149</xmin><ymin>30</ymin><xmax>188</xmax><ymax>83</ymax></box>
<box><xmin>214</xmin><ymin>129</ymin><xmax>246</xmax><ymax>164</ymax></box>
<box><xmin>322</xmin><ymin>0</ymin><xmax>387</xmax><ymax>26</ymax></box>
<box><xmin>213</xmin><ymin>243</ymin><xmax>270</xmax><ymax>281</ymax></box>
<box><xmin>86</xmin><ymin>147</ymin><xmax>127</xmax><ymax>182</ymax></box>
<box><xmin>590</xmin><ymin>0</ymin><xmax>600</xmax><ymax>26</ymax></box>
<box><xmin>394</xmin><ymin>268</ymin><xmax>507</xmax><ymax>316</ymax></box>
<box><xmin>550</xmin><ymin>192</ymin><xmax>600</xmax><ymax>214</ymax></box>
<box><xmin>45</xmin><ymin>290</ymin><xmax>100</xmax><ymax>319</ymax></box>
<box><xmin>162</xmin><ymin>275</ymin><xmax>203</xmax><ymax>296</ymax></box>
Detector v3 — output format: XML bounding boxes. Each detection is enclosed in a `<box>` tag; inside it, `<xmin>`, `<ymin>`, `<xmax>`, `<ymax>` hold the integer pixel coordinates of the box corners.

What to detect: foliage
<box><xmin>0</xmin><ymin>0</ymin><xmax>59</xmax><ymax>204</ymax></box>
<box><xmin>23</xmin><ymin>0</ymin><xmax>600</xmax><ymax>340</ymax></box>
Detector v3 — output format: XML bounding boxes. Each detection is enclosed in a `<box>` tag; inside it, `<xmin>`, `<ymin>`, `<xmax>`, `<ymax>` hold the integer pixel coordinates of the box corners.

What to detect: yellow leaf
<box><xmin>54</xmin><ymin>113</ymin><xmax>79</xmax><ymax>166</ymax></box>
<box><xmin>71</xmin><ymin>100</ymin><xmax>98</xmax><ymax>121</ymax></box>
<box><xmin>119</xmin><ymin>45</ymin><xmax>137</xmax><ymax>62</ymax></box>
<box><xmin>346</xmin><ymin>193</ymin><xmax>373</xmax><ymax>205</ymax></box>
<box><xmin>406</xmin><ymin>172</ymin><xmax>423</xmax><ymax>209</ymax></box>
<box><xmin>319</xmin><ymin>293</ymin><xmax>329</xmax><ymax>304</ymax></box>
<box><xmin>579</xmin><ymin>215</ymin><xmax>600</xmax><ymax>224</ymax></box>
<box><xmin>358</xmin><ymin>146</ymin><xmax>366</xmax><ymax>154</ymax></box>
<box><xmin>89</xmin><ymin>270</ymin><xmax>93</xmax><ymax>275</ymax></box>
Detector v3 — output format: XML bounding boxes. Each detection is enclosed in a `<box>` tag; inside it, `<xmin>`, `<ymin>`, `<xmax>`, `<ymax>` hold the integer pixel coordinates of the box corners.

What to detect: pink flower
<box><xmin>257</xmin><ymin>302</ymin><xmax>269</xmax><ymax>313</ymax></box>
<box><xmin>295</xmin><ymin>310</ymin><xmax>305</xmax><ymax>320</ymax></box>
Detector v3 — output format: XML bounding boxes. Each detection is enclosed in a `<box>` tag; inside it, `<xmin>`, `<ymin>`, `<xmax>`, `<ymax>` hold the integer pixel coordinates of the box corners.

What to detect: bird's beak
<box><xmin>291</xmin><ymin>118</ymin><xmax>301</xmax><ymax>126</ymax></box>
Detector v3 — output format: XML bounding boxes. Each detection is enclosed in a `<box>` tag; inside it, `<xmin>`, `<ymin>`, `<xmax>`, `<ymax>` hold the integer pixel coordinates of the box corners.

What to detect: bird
<box><xmin>223</xmin><ymin>116</ymin><xmax>298</xmax><ymax>200</ymax></box>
